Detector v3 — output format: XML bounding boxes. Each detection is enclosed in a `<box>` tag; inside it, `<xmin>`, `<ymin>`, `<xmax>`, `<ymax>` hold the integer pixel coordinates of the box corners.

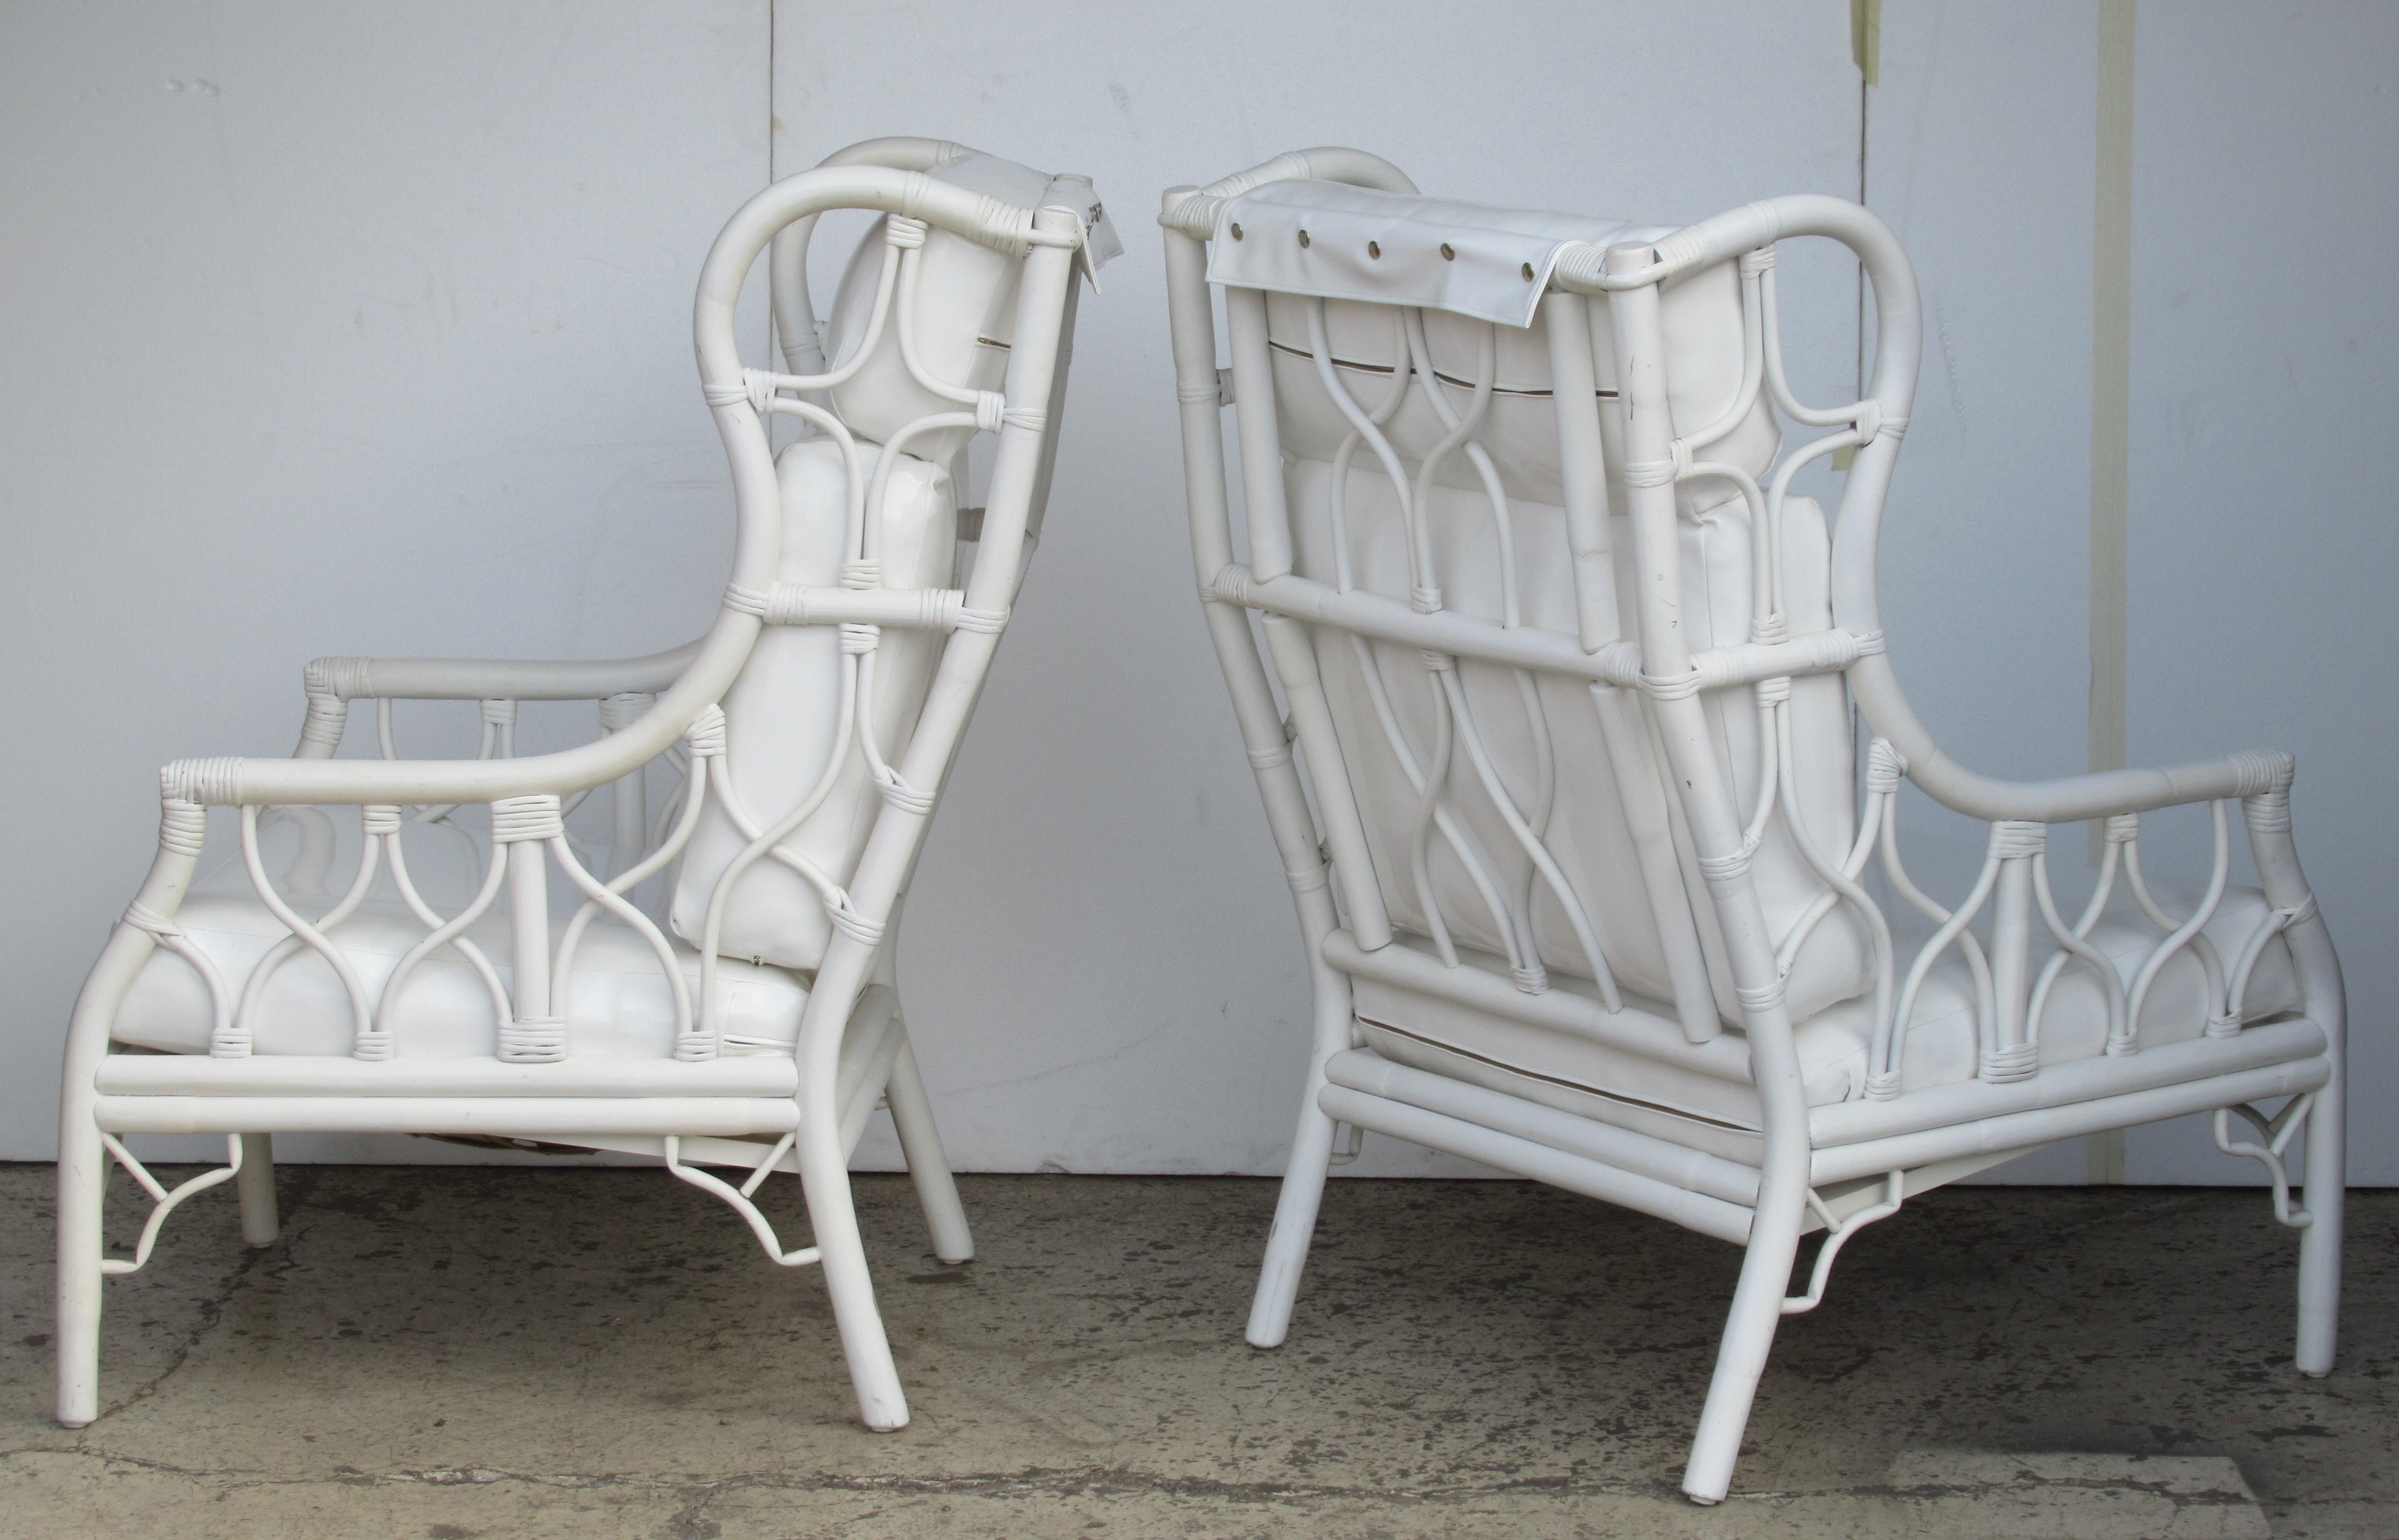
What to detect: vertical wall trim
<box><xmin>764</xmin><ymin>0</ymin><xmax>778</xmax><ymax>363</ymax></box>
<box><xmin>2087</xmin><ymin>0</ymin><xmax>2136</xmax><ymax>1187</ymax></box>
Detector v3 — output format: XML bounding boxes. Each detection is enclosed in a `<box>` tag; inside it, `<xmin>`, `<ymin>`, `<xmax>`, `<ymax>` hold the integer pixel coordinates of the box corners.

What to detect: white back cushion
<box><xmin>1260</xmin><ymin>263</ymin><xmax>1777</xmax><ymax>512</ymax></box>
<box><xmin>1285</xmin><ymin>424</ymin><xmax>1866</xmax><ymax>1028</ymax></box>
<box><xmin>669</xmin><ymin>437</ymin><xmax>957</xmax><ymax>970</ymax></box>
<box><xmin>821</xmin><ymin>151</ymin><xmax>1055</xmax><ymax>463</ymax></box>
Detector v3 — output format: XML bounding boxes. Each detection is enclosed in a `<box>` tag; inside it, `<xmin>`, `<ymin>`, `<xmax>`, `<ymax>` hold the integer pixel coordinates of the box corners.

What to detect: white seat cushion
<box><xmin>114</xmin><ymin>891</ymin><xmax>809</xmax><ymax>1061</ymax></box>
<box><xmin>1353</xmin><ymin>884</ymin><xmax>2306</xmax><ymax>1146</ymax></box>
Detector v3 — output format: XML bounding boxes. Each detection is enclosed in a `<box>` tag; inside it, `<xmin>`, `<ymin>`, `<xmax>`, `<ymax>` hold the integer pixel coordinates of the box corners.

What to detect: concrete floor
<box><xmin>0</xmin><ymin>1164</ymin><xmax>2389</xmax><ymax>1538</ymax></box>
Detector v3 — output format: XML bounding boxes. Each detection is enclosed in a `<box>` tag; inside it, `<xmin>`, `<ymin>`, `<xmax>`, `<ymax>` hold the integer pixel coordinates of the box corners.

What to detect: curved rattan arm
<box><xmin>1158</xmin><ymin>147</ymin><xmax>1417</xmax><ymax>238</ymax></box>
<box><xmin>159</xmin><ymin>166</ymin><xmax>1078</xmax><ymax>810</ymax></box>
<box><xmin>1569</xmin><ymin>194</ymin><xmax>2297</xmax><ymax>825</ymax></box>
<box><xmin>769</xmin><ymin>136</ymin><xmax>974</xmax><ymax>374</ymax></box>
<box><xmin>301</xmin><ymin>642</ymin><xmax>702</xmax><ymax>706</ymax></box>
<box><xmin>1851</xmin><ymin>675</ymin><xmax>2295</xmax><ymax>822</ymax></box>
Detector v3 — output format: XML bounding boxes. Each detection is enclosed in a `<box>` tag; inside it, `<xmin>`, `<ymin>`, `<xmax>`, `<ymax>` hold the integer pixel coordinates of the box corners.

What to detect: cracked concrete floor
<box><xmin>0</xmin><ymin>1164</ymin><xmax>2390</xmax><ymax>1538</ymax></box>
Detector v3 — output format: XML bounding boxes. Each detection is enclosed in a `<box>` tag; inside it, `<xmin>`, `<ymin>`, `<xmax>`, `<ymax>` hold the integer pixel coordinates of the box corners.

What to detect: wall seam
<box><xmin>2086</xmin><ymin>0</ymin><xmax>2137</xmax><ymax>1186</ymax></box>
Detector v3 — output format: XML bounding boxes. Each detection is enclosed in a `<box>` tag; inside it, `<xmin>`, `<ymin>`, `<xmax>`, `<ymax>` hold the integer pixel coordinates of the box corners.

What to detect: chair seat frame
<box><xmin>59</xmin><ymin>137</ymin><xmax>1099</xmax><ymax>1435</ymax></box>
<box><xmin>1161</xmin><ymin>149</ymin><xmax>2344</xmax><ymax>1504</ymax></box>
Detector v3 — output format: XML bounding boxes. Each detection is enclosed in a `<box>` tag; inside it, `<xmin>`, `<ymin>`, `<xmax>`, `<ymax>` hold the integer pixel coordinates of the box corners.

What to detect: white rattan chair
<box><xmin>1161</xmin><ymin>150</ymin><xmax>2343</xmax><ymax>1504</ymax></box>
<box><xmin>57</xmin><ymin>137</ymin><xmax>1116</xmax><ymax>1433</ymax></box>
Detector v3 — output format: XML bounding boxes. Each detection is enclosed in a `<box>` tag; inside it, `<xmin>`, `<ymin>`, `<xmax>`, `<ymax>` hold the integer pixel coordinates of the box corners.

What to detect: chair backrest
<box><xmin>668</xmin><ymin>143</ymin><xmax>1114</xmax><ymax>975</ymax></box>
<box><xmin>1179</xmin><ymin>172</ymin><xmax>1873</xmax><ymax>1043</ymax></box>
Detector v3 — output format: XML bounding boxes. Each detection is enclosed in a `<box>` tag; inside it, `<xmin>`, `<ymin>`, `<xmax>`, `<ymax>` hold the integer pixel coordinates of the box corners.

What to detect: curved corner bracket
<box><xmin>94</xmin><ymin>1131</ymin><xmax>245</xmax><ymax>1276</ymax></box>
<box><xmin>1783</xmin><ymin>1170</ymin><xmax>1905</xmax><ymax>1314</ymax></box>
<box><xmin>2213</xmin><ymin>1096</ymin><xmax>2315</xmax><ymax>1228</ymax></box>
<box><xmin>662</xmin><ymin>1135</ymin><xmax>823</xmax><ymax>1266</ymax></box>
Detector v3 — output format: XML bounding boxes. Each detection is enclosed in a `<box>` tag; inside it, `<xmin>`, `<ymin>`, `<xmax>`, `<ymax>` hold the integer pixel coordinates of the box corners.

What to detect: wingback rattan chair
<box><xmin>58</xmin><ymin>137</ymin><xmax>1115</xmax><ymax>1433</ymax></box>
<box><xmin>1160</xmin><ymin>149</ymin><xmax>2343</xmax><ymax>1504</ymax></box>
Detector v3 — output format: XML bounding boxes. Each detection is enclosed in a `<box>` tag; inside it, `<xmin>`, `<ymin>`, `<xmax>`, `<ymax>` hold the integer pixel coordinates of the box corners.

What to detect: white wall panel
<box><xmin>7</xmin><ymin>2</ymin><xmax>2382</xmax><ymax>1184</ymax></box>
<box><xmin>1869</xmin><ymin>1</ymin><xmax>2395</xmax><ymax>1185</ymax></box>
<box><xmin>2117</xmin><ymin>3</ymin><xmax>2399</xmax><ymax>1184</ymax></box>
<box><xmin>1868</xmin><ymin>4</ymin><xmax>2103</xmax><ymax>1184</ymax></box>
<box><xmin>0</xmin><ymin>2</ymin><xmax>770</xmax><ymax>1161</ymax></box>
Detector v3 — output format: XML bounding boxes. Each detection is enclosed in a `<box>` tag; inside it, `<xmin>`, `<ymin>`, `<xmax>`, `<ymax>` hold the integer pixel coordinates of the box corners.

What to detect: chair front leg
<box><xmin>58</xmin><ymin>798</ymin><xmax>210</xmax><ymax>1427</ymax></box>
<box><xmin>2298</xmin><ymin>1067</ymin><xmax>2345</xmax><ymax>1376</ymax></box>
<box><xmin>56</xmin><ymin>1088</ymin><xmax>107</xmax><ymax>1429</ymax></box>
<box><xmin>1682</xmin><ymin>1167</ymin><xmax>1811</xmax><ymax>1504</ymax></box>
<box><xmin>794</xmin><ymin>962</ymin><xmax>908</xmax><ymax>1431</ymax></box>
<box><xmin>2288</xmin><ymin>919</ymin><xmax>2345</xmax><ymax>1377</ymax></box>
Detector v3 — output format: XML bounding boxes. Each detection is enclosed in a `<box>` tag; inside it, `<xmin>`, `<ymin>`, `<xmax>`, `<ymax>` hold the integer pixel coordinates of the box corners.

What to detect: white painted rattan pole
<box><xmin>880</xmin><ymin>1034</ymin><xmax>973</xmax><ymax>1265</ymax></box>
<box><xmin>1541</xmin><ymin>289</ymin><xmax>1720</xmax><ymax>1045</ymax></box>
<box><xmin>1602</xmin><ymin>241</ymin><xmax>1810</xmax><ymax>1507</ymax></box>
<box><xmin>57</xmin><ymin>798</ymin><xmax>207</xmax><ymax>1425</ymax></box>
<box><xmin>769</xmin><ymin>136</ymin><xmax>970</xmax><ymax>374</ymax></box>
<box><xmin>2247</xmin><ymin>788</ymin><xmax>2345</xmax><ymax>1373</ymax></box>
<box><xmin>1161</xmin><ymin>202</ymin><xmax>1361</xmax><ymax>1350</ymax></box>
<box><xmin>855</xmin><ymin>225</ymin><xmax>1086</xmax><ymax>1274</ymax></box>
<box><xmin>300</xmin><ymin>642</ymin><xmax>701</xmax><ymax>708</ymax></box>
<box><xmin>1158</xmin><ymin>148</ymin><xmax>1415</xmax><ymax>240</ymax></box>
<box><xmin>772</xmin><ymin>203</ymin><xmax>1082</xmax><ymax>1433</ymax></box>
<box><xmin>234</xmin><ymin>1134</ymin><xmax>278</xmax><ymax>1247</ymax></box>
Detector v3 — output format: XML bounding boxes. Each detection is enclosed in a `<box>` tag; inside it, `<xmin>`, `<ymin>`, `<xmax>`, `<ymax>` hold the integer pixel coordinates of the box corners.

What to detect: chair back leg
<box><xmin>1245</xmin><ymin>955</ymin><xmax>1361</xmax><ymax>1348</ymax></box>
<box><xmin>882</xmin><ymin>1033</ymin><xmax>974</xmax><ymax>1265</ymax></box>
<box><xmin>1246</xmin><ymin>1099</ymin><xmax>1342</xmax><ymax>1350</ymax></box>
<box><xmin>236</xmin><ymin>1133</ymin><xmax>280</xmax><ymax>1247</ymax></box>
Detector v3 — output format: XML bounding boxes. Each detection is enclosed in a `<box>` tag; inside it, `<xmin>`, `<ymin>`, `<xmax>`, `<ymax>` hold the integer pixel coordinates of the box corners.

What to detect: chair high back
<box><xmin>1193</xmin><ymin>177</ymin><xmax>1867</xmax><ymax>1046</ymax></box>
<box><xmin>668</xmin><ymin>147</ymin><xmax>1102</xmax><ymax>977</ymax></box>
<box><xmin>1163</xmin><ymin>150</ymin><xmax>2343</xmax><ymax>1506</ymax></box>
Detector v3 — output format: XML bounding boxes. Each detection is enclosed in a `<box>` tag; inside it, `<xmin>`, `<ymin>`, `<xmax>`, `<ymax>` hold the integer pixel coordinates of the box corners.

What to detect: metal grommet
<box><xmin>1298</xmin><ymin>228</ymin><xmax>1311</xmax><ymax>248</ymax></box>
<box><xmin>1367</xmin><ymin>240</ymin><xmax>1380</xmax><ymax>259</ymax></box>
<box><xmin>1521</xmin><ymin>261</ymin><xmax>1536</xmax><ymax>281</ymax></box>
<box><xmin>1440</xmin><ymin>243</ymin><xmax>1456</xmax><ymax>261</ymax></box>
<box><xmin>1229</xmin><ymin>222</ymin><xmax>1242</xmax><ymax>240</ymax></box>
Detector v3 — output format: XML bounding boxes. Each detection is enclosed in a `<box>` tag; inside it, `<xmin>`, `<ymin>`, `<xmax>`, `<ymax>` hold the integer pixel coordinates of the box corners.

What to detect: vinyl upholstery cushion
<box><xmin>115</xmin><ymin>891</ymin><xmax>809</xmax><ymax>1061</ymax></box>
<box><xmin>666</xmin><ymin>436</ymin><xmax>955</xmax><ymax>971</ymax></box>
<box><xmin>1355</xmin><ymin>886</ymin><xmax>2303</xmax><ymax>1139</ymax></box>
<box><xmin>1291</xmin><ymin>463</ymin><xmax>1866</xmax><ymax>1027</ymax></box>
<box><xmin>821</xmin><ymin>151</ymin><xmax>1056</xmax><ymax>463</ymax></box>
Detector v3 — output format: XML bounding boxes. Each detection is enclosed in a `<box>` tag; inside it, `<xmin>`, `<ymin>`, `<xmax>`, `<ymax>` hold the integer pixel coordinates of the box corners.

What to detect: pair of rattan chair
<box><xmin>57</xmin><ymin>139</ymin><xmax>2343</xmax><ymax>1505</ymax></box>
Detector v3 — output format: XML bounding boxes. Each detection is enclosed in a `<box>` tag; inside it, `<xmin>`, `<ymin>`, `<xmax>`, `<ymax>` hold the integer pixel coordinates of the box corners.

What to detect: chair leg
<box><xmin>1681</xmin><ymin>1196</ymin><xmax>1808</xmax><ymax>1504</ymax></box>
<box><xmin>883</xmin><ymin>1034</ymin><xmax>973</xmax><ymax>1265</ymax></box>
<box><xmin>236</xmin><ymin>1134</ymin><xmax>279</xmax><ymax>1248</ymax></box>
<box><xmin>2297</xmin><ymin>1073</ymin><xmax>2345</xmax><ymax>1376</ymax></box>
<box><xmin>796</xmin><ymin>1119</ymin><xmax>909</xmax><ymax>1431</ymax></box>
<box><xmin>56</xmin><ymin>1106</ymin><xmax>107</xmax><ymax>1428</ymax></box>
<box><xmin>1245</xmin><ymin>1095</ymin><xmax>1341</xmax><ymax>1349</ymax></box>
